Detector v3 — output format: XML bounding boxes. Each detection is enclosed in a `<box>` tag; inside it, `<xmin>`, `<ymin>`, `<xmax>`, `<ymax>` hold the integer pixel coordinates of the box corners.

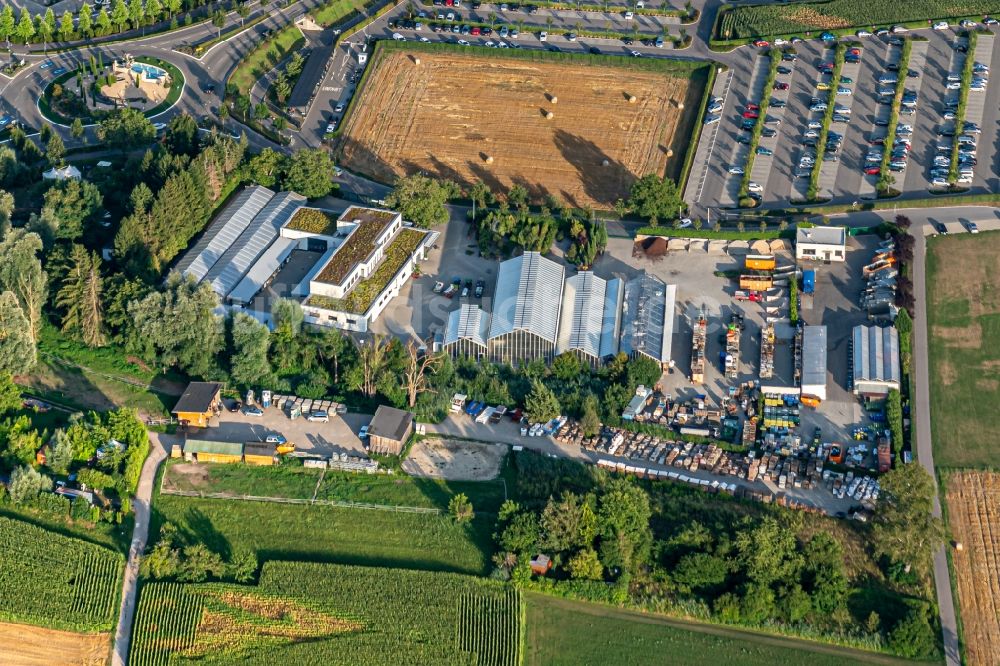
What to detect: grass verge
<box><xmin>877</xmin><ymin>39</ymin><xmax>911</xmax><ymax>196</ymax></box>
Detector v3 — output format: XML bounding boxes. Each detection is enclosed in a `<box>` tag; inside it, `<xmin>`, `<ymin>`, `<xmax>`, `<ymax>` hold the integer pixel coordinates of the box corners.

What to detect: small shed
<box><xmin>367</xmin><ymin>405</ymin><xmax>415</xmax><ymax>456</ymax></box>
<box><xmin>172</xmin><ymin>382</ymin><xmax>223</xmax><ymax>428</ymax></box>
<box><xmin>530</xmin><ymin>554</ymin><xmax>552</xmax><ymax>575</ymax></box>
<box><xmin>244</xmin><ymin>442</ymin><xmax>277</xmax><ymax>466</ymax></box>
<box><xmin>184</xmin><ymin>439</ymin><xmax>243</xmax><ymax>464</ymax></box>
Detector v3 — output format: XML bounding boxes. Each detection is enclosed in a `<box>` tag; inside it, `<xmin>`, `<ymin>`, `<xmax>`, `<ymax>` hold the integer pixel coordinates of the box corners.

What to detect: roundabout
<box><xmin>39</xmin><ymin>54</ymin><xmax>185</xmax><ymax>127</ymax></box>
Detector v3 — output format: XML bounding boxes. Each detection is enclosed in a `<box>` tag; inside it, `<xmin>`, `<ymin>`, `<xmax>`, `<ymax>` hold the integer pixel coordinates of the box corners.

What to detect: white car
<box><xmin>774</xmin><ymin>38</ymin><xmax>788</xmax><ymax>45</ymax></box>
<box><xmin>890</xmin><ymin>25</ymin><xmax>908</xmax><ymax>33</ymax></box>
<box><xmin>458</xmin><ymin>39</ymin><xmax>470</xmax><ymax>46</ymax></box>
<box><xmin>539</xmin><ymin>31</ymin><xmax>547</xmax><ymax>41</ymax></box>
<box><xmin>930</xmin><ymin>178</ymin><xmax>949</xmax><ymax>187</ymax></box>
<box><xmin>856</xmin><ymin>29</ymin><xmax>872</xmax><ymax>37</ymax></box>
<box><xmin>624</xmin><ymin>11</ymin><xmax>633</xmax><ymax>19</ymax></box>
<box><xmin>419</xmin><ymin>36</ymin><xmax>430</xmax><ymax>42</ymax></box>
<box><xmin>392</xmin><ymin>32</ymin><xmax>405</xmax><ymax>41</ymax></box>
<box><xmin>933</xmin><ymin>21</ymin><xmax>949</xmax><ymax>30</ymax></box>
<box><xmin>804</xmin><ymin>130</ymin><xmax>819</xmax><ymax>138</ymax></box>
<box><xmin>727</xmin><ymin>166</ymin><xmax>744</xmax><ymax>174</ymax></box>
<box><xmin>808</xmin><ymin>121</ymin><xmax>822</xmax><ymax>129</ymax></box>
<box><xmin>747</xmin><ymin>182</ymin><xmax>763</xmax><ymax>193</ymax></box>
<box><xmin>678</xmin><ymin>218</ymin><xmax>693</xmax><ymax>228</ymax></box>
<box><xmin>947</xmin><ymin>81</ymin><xmax>963</xmax><ymax>89</ymax></box>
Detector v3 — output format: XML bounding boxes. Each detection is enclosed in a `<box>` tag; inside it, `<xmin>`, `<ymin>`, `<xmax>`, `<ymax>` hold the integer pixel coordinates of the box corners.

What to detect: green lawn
<box><xmin>311</xmin><ymin>0</ymin><xmax>364</xmax><ymax>28</ymax></box>
<box><xmin>229</xmin><ymin>25</ymin><xmax>305</xmax><ymax>96</ymax></box>
<box><xmin>161</xmin><ymin>459</ymin><xmax>508</xmax><ymax>512</ymax></box>
<box><xmin>151</xmin><ymin>493</ymin><xmax>494</xmax><ymax>575</ymax></box>
<box><xmin>926</xmin><ymin>231</ymin><xmax>1000</xmax><ymax>467</ymax></box>
<box><xmin>524</xmin><ymin>594</ymin><xmax>911</xmax><ymax>666</ymax></box>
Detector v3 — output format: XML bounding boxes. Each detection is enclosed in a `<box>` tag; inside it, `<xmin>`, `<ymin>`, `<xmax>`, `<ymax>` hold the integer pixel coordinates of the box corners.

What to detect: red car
<box><xmin>745</xmin><ymin>103</ymin><xmax>760</xmax><ymax>110</ymax></box>
<box><xmin>819</xmin><ymin>62</ymin><xmax>834</xmax><ymax>70</ymax></box>
<box><xmin>470</xmin><ymin>26</ymin><xmax>480</xmax><ymax>35</ymax></box>
<box><xmin>742</xmin><ymin>110</ymin><xmax>759</xmax><ymax>119</ymax></box>
<box><xmin>848</xmin><ymin>48</ymin><xmax>861</xmax><ymax>56</ymax></box>
<box><xmin>753</xmin><ymin>39</ymin><xmax>770</xmax><ymax>47</ymax></box>
<box><xmin>865</xmin><ymin>167</ymin><xmax>881</xmax><ymax>175</ymax></box>
<box><xmin>773</xmin><ymin>82</ymin><xmax>789</xmax><ymax>90</ymax></box>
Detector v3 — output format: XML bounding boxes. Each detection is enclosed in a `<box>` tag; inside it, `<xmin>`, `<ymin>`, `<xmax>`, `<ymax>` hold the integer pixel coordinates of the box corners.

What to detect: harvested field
<box><xmin>339</xmin><ymin>44</ymin><xmax>706</xmax><ymax>209</ymax></box>
<box><xmin>0</xmin><ymin>622</ymin><xmax>109</xmax><ymax>666</ymax></box>
<box><xmin>945</xmin><ymin>471</ymin><xmax>1000</xmax><ymax>666</ymax></box>
<box><xmin>926</xmin><ymin>231</ymin><xmax>1000</xmax><ymax>467</ymax></box>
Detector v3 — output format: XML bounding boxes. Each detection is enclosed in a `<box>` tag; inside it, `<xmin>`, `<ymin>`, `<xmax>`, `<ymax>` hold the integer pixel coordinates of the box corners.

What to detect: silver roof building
<box><xmin>488</xmin><ymin>252</ymin><xmax>565</xmax><ymax>363</ymax></box>
<box><xmin>175</xmin><ymin>185</ymin><xmax>275</xmax><ymax>283</ymax></box>
<box><xmin>801</xmin><ymin>325</ymin><xmax>828</xmax><ymax>400</ymax></box>
<box><xmin>204</xmin><ymin>191</ymin><xmax>306</xmax><ymax>299</ymax></box>
<box><xmin>620</xmin><ymin>271</ymin><xmax>675</xmax><ymax>367</ymax></box>
<box><xmin>852</xmin><ymin>325</ymin><xmax>900</xmax><ymax>396</ymax></box>
<box><xmin>443</xmin><ymin>304</ymin><xmax>491</xmax><ymax>358</ymax></box>
<box><xmin>557</xmin><ymin>272</ymin><xmax>623</xmax><ymax>366</ymax></box>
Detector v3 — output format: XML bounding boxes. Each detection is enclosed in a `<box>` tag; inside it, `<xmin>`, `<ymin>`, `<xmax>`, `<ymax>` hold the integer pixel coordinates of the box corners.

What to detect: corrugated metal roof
<box><xmin>801</xmin><ymin>325</ymin><xmax>827</xmax><ymax>389</ymax></box>
<box><xmin>176</xmin><ymin>186</ymin><xmax>275</xmax><ymax>282</ymax></box>
<box><xmin>557</xmin><ymin>272</ymin><xmax>607</xmax><ymax>359</ymax></box>
<box><xmin>853</xmin><ymin>325</ymin><xmax>900</xmax><ymax>386</ymax></box>
<box><xmin>620</xmin><ymin>272</ymin><xmax>672</xmax><ymax>363</ymax></box>
<box><xmin>445</xmin><ymin>304</ymin><xmax>490</xmax><ymax>347</ymax></box>
<box><xmin>228</xmin><ymin>236</ymin><xmax>298</xmax><ymax>305</ymax></box>
<box><xmin>205</xmin><ymin>191</ymin><xmax>307</xmax><ymax>298</ymax></box>
<box><xmin>600</xmin><ymin>277</ymin><xmax>623</xmax><ymax>359</ymax></box>
<box><xmin>488</xmin><ymin>252</ymin><xmax>564</xmax><ymax>343</ymax></box>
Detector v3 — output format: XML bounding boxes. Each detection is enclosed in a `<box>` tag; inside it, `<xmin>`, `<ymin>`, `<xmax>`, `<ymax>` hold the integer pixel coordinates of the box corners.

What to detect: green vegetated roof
<box><xmin>314</xmin><ymin>210</ymin><xmax>397</xmax><ymax>285</ymax></box>
<box><xmin>286</xmin><ymin>208</ymin><xmax>338</xmax><ymax>235</ymax></box>
<box><xmin>308</xmin><ymin>229</ymin><xmax>426</xmax><ymax>314</ymax></box>
<box><xmin>184</xmin><ymin>440</ymin><xmax>244</xmax><ymax>456</ymax></box>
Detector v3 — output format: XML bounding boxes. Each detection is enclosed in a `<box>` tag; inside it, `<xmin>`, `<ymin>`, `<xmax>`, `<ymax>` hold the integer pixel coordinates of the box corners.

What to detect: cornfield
<box><xmin>0</xmin><ymin>516</ymin><xmax>123</xmax><ymax>632</ymax></box>
<box><xmin>458</xmin><ymin>589</ymin><xmax>522</xmax><ymax>666</ymax></box>
<box><xmin>717</xmin><ymin>0</ymin><xmax>1000</xmax><ymax>40</ymax></box>
<box><xmin>129</xmin><ymin>561</ymin><xmax>524</xmax><ymax>664</ymax></box>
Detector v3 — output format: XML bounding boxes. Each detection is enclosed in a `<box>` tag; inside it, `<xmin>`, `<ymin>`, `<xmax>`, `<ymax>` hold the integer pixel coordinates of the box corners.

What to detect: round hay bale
<box><xmin>485</xmin><ymin>155</ymin><xmax>494</xmax><ymax>164</ymax></box>
<box><xmin>677</xmin><ymin>101</ymin><xmax>684</xmax><ymax>110</ymax></box>
<box><xmin>955</xmin><ymin>541</ymin><xmax>964</xmax><ymax>552</ymax></box>
<box><xmin>666</xmin><ymin>149</ymin><xmax>674</xmax><ymax>157</ymax></box>
<box><xmin>628</xmin><ymin>95</ymin><xmax>637</xmax><ymax>103</ymax></box>
<box><xmin>414</xmin><ymin>57</ymin><xmax>421</xmax><ymax>65</ymax></box>
<box><xmin>548</xmin><ymin>94</ymin><xmax>558</xmax><ymax>104</ymax></box>
<box><xmin>602</xmin><ymin>159</ymin><xmax>610</xmax><ymax>167</ymax></box>
<box><xmin>545</xmin><ymin>111</ymin><xmax>554</xmax><ymax>119</ymax></box>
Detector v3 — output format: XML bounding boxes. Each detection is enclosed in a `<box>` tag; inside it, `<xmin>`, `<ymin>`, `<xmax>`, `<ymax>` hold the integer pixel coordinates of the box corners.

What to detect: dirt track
<box><xmin>0</xmin><ymin>622</ymin><xmax>110</xmax><ymax>666</ymax></box>
<box><xmin>402</xmin><ymin>438</ymin><xmax>504</xmax><ymax>480</ymax></box>
<box><xmin>340</xmin><ymin>50</ymin><xmax>698</xmax><ymax>208</ymax></box>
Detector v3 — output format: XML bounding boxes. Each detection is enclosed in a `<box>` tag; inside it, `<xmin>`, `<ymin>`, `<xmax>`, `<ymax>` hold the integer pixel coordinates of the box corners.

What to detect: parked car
<box><xmin>359</xmin><ymin>425</ymin><xmax>370</xmax><ymax>438</ymax></box>
<box><xmin>307</xmin><ymin>410</ymin><xmax>329</xmax><ymax>423</ymax></box>
<box><xmin>242</xmin><ymin>405</ymin><xmax>264</xmax><ymax>417</ymax></box>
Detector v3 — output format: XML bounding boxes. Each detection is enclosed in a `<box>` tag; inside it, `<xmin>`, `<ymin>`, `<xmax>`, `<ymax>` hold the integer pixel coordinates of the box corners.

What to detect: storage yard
<box><xmin>945</xmin><ymin>471</ymin><xmax>1000</xmax><ymax>666</ymax></box>
<box><xmin>338</xmin><ymin>44</ymin><xmax>707</xmax><ymax>208</ymax></box>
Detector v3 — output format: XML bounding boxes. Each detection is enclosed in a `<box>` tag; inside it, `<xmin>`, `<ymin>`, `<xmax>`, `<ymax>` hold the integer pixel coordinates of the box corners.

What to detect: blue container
<box><xmin>803</xmin><ymin>270</ymin><xmax>816</xmax><ymax>294</ymax></box>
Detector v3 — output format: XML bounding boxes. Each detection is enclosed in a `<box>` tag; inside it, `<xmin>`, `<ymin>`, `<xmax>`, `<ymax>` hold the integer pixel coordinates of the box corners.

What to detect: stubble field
<box><xmin>945</xmin><ymin>471</ymin><xmax>1000</xmax><ymax>666</ymax></box>
<box><xmin>0</xmin><ymin>623</ymin><xmax>110</xmax><ymax>666</ymax></box>
<box><xmin>339</xmin><ymin>45</ymin><xmax>705</xmax><ymax>209</ymax></box>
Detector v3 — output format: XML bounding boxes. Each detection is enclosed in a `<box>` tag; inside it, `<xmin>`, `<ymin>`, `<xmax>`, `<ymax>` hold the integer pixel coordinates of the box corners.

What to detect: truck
<box><xmin>489</xmin><ymin>406</ymin><xmax>507</xmax><ymax>424</ymax></box>
<box><xmin>691</xmin><ymin>310</ymin><xmax>708</xmax><ymax>384</ymax></box>
<box><xmin>475</xmin><ymin>406</ymin><xmax>496</xmax><ymax>424</ymax></box>
<box><xmin>450</xmin><ymin>393</ymin><xmax>467</xmax><ymax>413</ymax></box>
<box><xmin>734</xmin><ymin>290</ymin><xmax>763</xmax><ymax>302</ymax></box>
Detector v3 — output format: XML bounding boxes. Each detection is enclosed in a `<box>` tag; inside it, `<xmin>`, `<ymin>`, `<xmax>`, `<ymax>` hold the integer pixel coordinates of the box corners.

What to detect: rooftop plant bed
<box><xmin>287</xmin><ymin>208</ymin><xmax>338</xmax><ymax>235</ymax></box>
<box><xmin>314</xmin><ymin>213</ymin><xmax>395</xmax><ymax>285</ymax></box>
<box><xmin>308</xmin><ymin>229</ymin><xmax>425</xmax><ymax>314</ymax></box>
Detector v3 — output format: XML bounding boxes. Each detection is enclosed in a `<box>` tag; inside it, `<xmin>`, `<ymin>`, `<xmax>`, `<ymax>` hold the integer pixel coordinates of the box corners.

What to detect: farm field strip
<box><xmin>946</xmin><ymin>471</ymin><xmax>1000</xmax><ymax>666</ymax></box>
<box><xmin>0</xmin><ymin>516</ymin><xmax>124</xmax><ymax>632</ymax></box>
<box><xmin>339</xmin><ymin>44</ymin><xmax>704</xmax><ymax>209</ymax></box>
<box><xmin>130</xmin><ymin>562</ymin><xmax>522</xmax><ymax>665</ymax></box>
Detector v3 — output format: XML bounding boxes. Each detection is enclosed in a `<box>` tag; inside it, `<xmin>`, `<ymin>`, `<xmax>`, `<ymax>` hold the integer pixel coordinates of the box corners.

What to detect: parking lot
<box><xmin>692</xmin><ymin>25</ymin><xmax>1000</xmax><ymax>210</ymax></box>
<box><xmin>192</xmin><ymin>398</ymin><xmax>372</xmax><ymax>458</ymax></box>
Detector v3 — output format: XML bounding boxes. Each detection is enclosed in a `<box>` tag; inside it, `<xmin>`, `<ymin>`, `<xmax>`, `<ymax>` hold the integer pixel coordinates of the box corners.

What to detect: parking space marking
<box><xmin>684</xmin><ymin>70</ymin><xmax>732</xmax><ymax>206</ymax></box>
<box><xmin>754</xmin><ymin>58</ymin><xmax>799</xmax><ymax>201</ymax></box>
<box><xmin>720</xmin><ymin>55</ymin><xmax>770</xmax><ymax>207</ymax></box>
<box><xmin>966</xmin><ymin>34</ymin><xmax>994</xmax><ymax>186</ymax></box>
<box><xmin>817</xmin><ymin>58</ymin><xmax>861</xmax><ymax>199</ymax></box>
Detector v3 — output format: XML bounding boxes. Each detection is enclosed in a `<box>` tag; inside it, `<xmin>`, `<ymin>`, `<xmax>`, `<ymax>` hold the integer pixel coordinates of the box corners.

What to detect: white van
<box><xmin>392</xmin><ymin>32</ymin><xmax>406</xmax><ymax>41</ymax></box>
